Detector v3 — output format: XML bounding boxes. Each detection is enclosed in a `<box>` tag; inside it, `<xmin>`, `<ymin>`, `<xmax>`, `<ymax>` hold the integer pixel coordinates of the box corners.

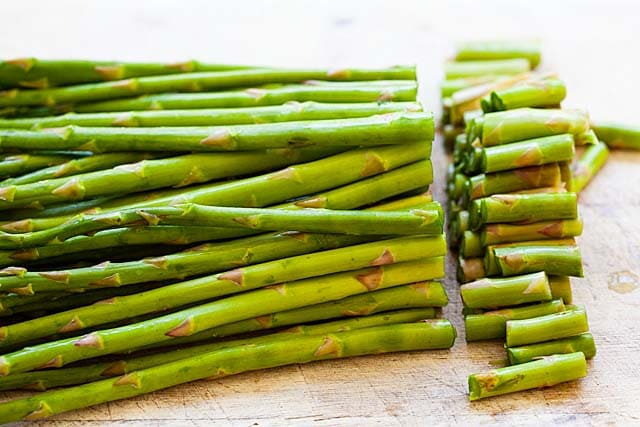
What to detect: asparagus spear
<box><xmin>0</xmin><ymin>112</ymin><xmax>433</xmax><ymax>152</ymax></box>
<box><xmin>0</xmin><ymin>154</ymin><xmax>75</xmax><ymax>179</ymax></box>
<box><xmin>507</xmin><ymin>333</ymin><xmax>596</xmax><ymax>364</ymax></box>
<box><xmin>571</xmin><ymin>141</ymin><xmax>609</xmax><ymax>193</ymax></box>
<box><xmin>460</xmin><ymin>231</ymin><xmax>483</xmax><ymax>258</ymax></box>
<box><xmin>0</xmin><ymin>237</ymin><xmax>445</xmax><ymax>347</ymax></box>
<box><xmin>491</xmin><ymin>245</ymin><xmax>583</xmax><ymax>277</ymax></box>
<box><xmin>0</xmin><ymin>58</ymin><xmax>252</xmax><ymax>88</ymax></box>
<box><xmin>444</xmin><ymin>59</ymin><xmax>531</xmax><ymax>79</ymax></box>
<box><xmin>481</xmin><ymin>218</ymin><xmax>583</xmax><ymax>245</ymax></box>
<box><xmin>481</xmin><ymin>108</ymin><xmax>589</xmax><ymax>147</ymax></box>
<box><xmin>483</xmin><ymin>238</ymin><xmax>577</xmax><ymax>276</ymax></box>
<box><xmin>481</xmin><ymin>78</ymin><xmax>565</xmax><ymax>112</ymax></box>
<box><xmin>464</xmin><ymin>299</ymin><xmax>565</xmax><ymax>341</ymax></box>
<box><xmin>549</xmin><ymin>275</ymin><xmax>572</xmax><ymax>304</ymax></box>
<box><xmin>0</xmin><ymin>101</ymin><xmax>421</xmax><ymax>129</ymax></box>
<box><xmin>454</xmin><ymin>41</ymin><xmax>541</xmax><ymax>67</ymax></box>
<box><xmin>469</xmin><ymin>193</ymin><xmax>578</xmax><ymax>229</ymax></box>
<box><xmin>0</xmin><ymin>258</ymin><xmax>445</xmax><ymax>375</ymax></box>
<box><xmin>0</xmin><ymin>321</ymin><xmax>455</xmax><ymax>422</ymax></box>
<box><xmin>0</xmin><ymin>66</ymin><xmax>417</xmax><ymax>107</ymax></box>
<box><xmin>591</xmin><ymin>120</ymin><xmax>640</xmax><ymax>150</ymax></box>
<box><xmin>468</xmin><ymin>353</ymin><xmax>587</xmax><ymax>401</ymax></box>
<box><xmin>72</xmin><ymin>81</ymin><xmax>418</xmax><ymax>113</ymax></box>
<box><xmin>480</xmin><ymin>134</ymin><xmax>575</xmax><ymax>173</ymax></box>
<box><xmin>505</xmin><ymin>309</ymin><xmax>589</xmax><ymax>347</ymax></box>
<box><xmin>466</xmin><ymin>163</ymin><xmax>561</xmax><ymax>200</ymax></box>
<box><xmin>460</xmin><ymin>272</ymin><xmax>552</xmax><ymax>309</ymax></box>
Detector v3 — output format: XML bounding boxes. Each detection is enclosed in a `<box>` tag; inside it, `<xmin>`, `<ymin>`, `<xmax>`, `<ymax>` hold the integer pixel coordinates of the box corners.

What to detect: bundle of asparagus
<box><xmin>0</xmin><ymin>60</ymin><xmax>452</xmax><ymax>422</ymax></box>
<box><xmin>443</xmin><ymin>42</ymin><xmax>598</xmax><ymax>400</ymax></box>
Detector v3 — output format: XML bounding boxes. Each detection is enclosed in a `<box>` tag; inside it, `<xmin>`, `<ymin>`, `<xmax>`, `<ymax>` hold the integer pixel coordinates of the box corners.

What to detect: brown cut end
<box><xmin>265</xmin><ymin>284</ymin><xmax>286</xmax><ymax>295</ymax></box>
<box><xmin>115</xmin><ymin>161</ymin><xmax>146</xmax><ymax>177</ymax></box>
<box><xmin>269</xmin><ymin>167</ymin><xmax>303</xmax><ymax>182</ymax></box>
<box><xmin>314</xmin><ymin>336</ymin><xmax>340</xmax><ymax>357</ymax></box>
<box><xmin>370</xmin><ymin>248</ymin><xmax>395</xmax><ymax>266</ymax></box>
<box><xmin>471</xmin><ymin>182</ymin><xmax>485</xmax><ymax>199</ymax></box>
<box><xmin>74</xmin><ymin>332</ymin><xmax>104</xmax><ymax>349</ymax></box>
<box><xmin>514</xmin><ymin>146</ymin><xmax>543</xmax><ymax>167</ymax></box>
<box><xmin>114</xmin><ymin>372</ymin><xmax>142</xmax><ymax>388</ymax></box>
<box><xmin>89</xmin><ymin>273</ymin><xmax>121</xmax><ymax>287</ymax></box>
<box><xmin>326</xmin><ymin>69</ymin><xmax>351</xmax><ymax>79</ymax></box>
<box><xmin>200</xmin><ymin>129</ymin><xmax>233</xmax><ymax>148</ymax></box>
<box><xmin>361</xmin><ymin>152</ymin><xmax>386</xmax><ymax>177</ymax></box>
<box><xmin>51</xmin><ymin>178</ymin><xmax>86</xmax><ymax>199</ymax></box>
<box><xmin>58</xmin><ymin>316</ymin><xmax>85</xmax><ymax>333</ymax></box>
<box><xmin>39</xmin><ymin>270</ymin><xmax>71</xmax><ymax>284</ymax></box>
<box><xmin>11</xmin><ymin>284</ymin><xmax>34</xmax><ymax>296</ymax></box>
<box><xmin>136</xmin><ymin>210</ymin><xmax>161</xmax><ymax>225</ymax></box>
<box><xmin>295</xmin><ymin>197</ymin><xmax>327</xmax><ymax>208</ymax></box>
<box><xmin>38</xmin><ymin>355</ymin><xmax>64</xmax><ymax>369</ymax></box>
<box><xmin>95</xmin><ymin>65</ymin><xmax>124</xmax><ymax>80</ymax></box>
<box><xmin>0</xmin><ymin>186</ymin><xmax>16</xmax><ymax>202</ymax></box>
<box><xmin>356</xmin><ymin>267</ymin><xmax>383</xmax><ymax>291</ymax></box>
<box><xmin>143</xmin><ymin>256</ymin><xmax>169</xmax><ymax>269</ymax></box>
<box><xmin>2</xmin><ymin>219</ymin><xmax>33</xmax><ymax>233</ymax></box>
<box><xmin>101</xmin><ymin>360</ymin><xmax>127</xmax><ymax>377</ymax></box>
<box><xmin>219</xmin><ymin>269</ymin><xmax>244</xmax><ymax>286</ymax></box>
<box><xmin>254</xmin><ymin>315</ymin><xmax>273</xmax><ymax>328</ymax></box>
<box><xmin>0</xmin><ymin>266</ymin><xmax>27</xmax><ymax>277</ymax></box>
<box><xmin>166</xmin><ymin>317</ymin><xmax>196</xmax><ymax>337</ymax></box>
<box><xmin>23</xmin><ymin>402</ymin><xmax>54</xmax><ymax>421</ymax></box>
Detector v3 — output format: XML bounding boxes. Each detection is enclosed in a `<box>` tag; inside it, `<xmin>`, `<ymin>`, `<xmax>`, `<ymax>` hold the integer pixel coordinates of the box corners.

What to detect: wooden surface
<box><xmin>2</xmin><ymin>0</ymin><xmax>640</xmax><ymax>425</ymax></box>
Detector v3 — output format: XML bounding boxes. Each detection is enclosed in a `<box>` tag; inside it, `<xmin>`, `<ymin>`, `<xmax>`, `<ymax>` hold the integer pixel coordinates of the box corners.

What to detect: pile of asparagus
<box><xmin>0</xmin><ymin>60</ymin><xmax>453</xmax><ymax>422</ymax></box>
<box><xmin>443</xmin><ymin>42</ymin><xmax>600</xmax><ymax>400</ymax></box>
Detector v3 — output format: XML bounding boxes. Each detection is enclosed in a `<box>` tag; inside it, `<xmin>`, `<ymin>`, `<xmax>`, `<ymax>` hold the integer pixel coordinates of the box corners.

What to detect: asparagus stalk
<box><xmin>591</xmin><ymin>120</ymin><xmax>640</xmax><ymax>150</ymax></box>
<box><xmin>481</xmin><ymin>218</ymin><xmax>583</xmax><ymax>245</ymax></box>
<box><xmin>0</xmin><ymin>112</ymin><xmax>433</xmax><ymax>153</ymax></box>
<box><xmin>483</xmin><ymin>239</ymin><xmax>577</xmax><ymax>276</ymax></box>
<box><xmin>481</xmin><ymin>108</ymin><xmax>589</xmax><ymax>147</ymax></box>
<box><xmin>72</xmin><ymin>81</ymin><xmax>418</xmax><ymax>113</ymax></box>
<box><xmin>0</xmin><ymin>258</ymin><xmax>445</xmax><ymax>374</ymax></box>
<box><xmin>0</xmin><ymin>321</ymin><xmax>455</xmax><ymax>422</ymax></box>
<box><xmin>441</xmin><ymin>76</ymin><xmax>505</xmax><ymax>98</ymax></box>
<box><xmin>444</xmin><ymin>59</ymin><xmax>531</xmax><ymax>79</ymax></box>
<box><xmin>460</xmin><ymin>231</ymin><xmax>483</xmax><ymax>258</ymax></box>
<box><xmin>468</xmin><ymin>353</ymin><xmax>587</xmax><ymax>401</ymax></box>
<box><xmin>491</xmin><ymin>245</ymin><xmax>583</xmax><ymax>277</ymax></box>
<box><xmin>454</xmin><ymin>41</ymin><xmax>541</xmax><ymax>68</ymax></box>
<box><xmin>0</xmin><ymin>154</ymin><xmax>75</xmax><ymax>179</ymax></box>
<box><xmin>0</xmin><ymin>58</ymin><xmax>253</xmax><ymax>89</ymax></box>
<box><xmin>464</xmin><ymin>299</ymin><xmax>565</xmax><ymax>341</ymax></box>
<box><xmin>481</xmin><ymin>78</ymin><xmax>565</xmax><ymax>112</ymax></box>
<box><xmin>460</xmin><ymin>272</ymin><xmax>552</xmax><ymax>309</ymax></box>
<box><xmin>0</xmin><ymin>101</ymin><xmax>421</xmax><ymax>129</ymax></box>
<box><xmin>480</xmin><ymin>134</ymin><xmax>575</xmax><ymax>173</ymax></box>
<box><xmin>507</xmin><ymin>333</ymin><xmax>596</xmax><ymax>364</ymax></box>
<box><xmin>469</xmin><ymin>193</ymin><xmax>578</xmax><ymax>229</ymax></box>
<box><xmin>549</xmin><ymin>276</ymin><xmax>572</xmax><ymax>304</ymax></box>
<box><xmin>466</xmin><ymin>163</ymin><xmax>561</xmax><ymax>200</ymax></box>
<box><xmin>505</xmin><ymin>309</ymin><xmax>589</xmax><ymax>347</ymax></box>
<box><xmin>571</xmin><ymin>142</ymin><xmax>609</xmax><ymax>193</ymax></box>
<box><xmin>0</xmin><ymin>66</ymin><xmax>417</xmax><ymax>107</ymax></box>
<box><xmin>0</xmin><ymin>237</ymin><xmax>445</xmax><ymax>347</ymax></box>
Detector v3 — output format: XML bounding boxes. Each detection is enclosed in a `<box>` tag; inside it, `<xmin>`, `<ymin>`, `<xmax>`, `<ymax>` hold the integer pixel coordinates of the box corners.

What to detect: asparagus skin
<box><xmin>3</xmin><ymin>143</ymin><xmax>428</xmax><ymax>232</ymax></box>
<box><xmin>480</xmin><ymin>134</ymin><xmax>575</xmax><ymax>173</ymax></box>
<box><xmin>0</xmin><ymin>237</ymin><xmax>445</xmax><ymax>346</ymax></box>
<box><xmin>481</xmin><ymin>218</ymin><xmax>583</xmax><ymax>246</ymax></box>
<box><xmin>481</xmin><ymin>108</ymin><xmax>589</xmax><ymax>147</ymax></box>
<box><xmin>549</xmin><ymin>275</ymin><xmax>572</xmax><ymax>304</ymax></box>
<box><xmin>483</xmin><ymin>239</ymin><xmax>577</xmax><ymax>276</ymax></box>
<box><xmin>468</xmin><ymin>352</ymin><xmax>587</xmax><ymax>401</ymax></box>
<box><xmin>0</xmin><ymin>58</ymin><xmax>252</xmax><ymax>89</ymax></box>
<box><xmin>591</xmin><ymin>120</ymin><xmax>640</xmax><ymax>150</ymax></box>
<box><xmin>0</xmin><ymin>101</ymin><xmax>421</xmax><ymax>129</ymax></box>
<box><xmin>469</xmin><ymin>193</ymin><xmax>578</xmax><ymax>229</ymax></box>
<box><xmin>492</xmin><ymin>245</ymin><xmax>583</xmax><ymax>277</ymax></box>
<box><xmin>0</xmin><ymin>322</ymin><xmax>455</xmax><ymax>422</ymax></box>
<box><xmin>460</xmin><ymin>231</ymin><xmax>483</xmax><ymax>258</ymax></box>
<box><xmin>460</xmin><ymin>272</ymin><xmax>552</xmax><ymax>309</ymax></box>
<box><xmin>0</xmin><ymin>258</ymin><xmax>445</xmax><ymax>374</ymax></box>
<box><xmin>466</xmin><ymin>163</ymin><xmax>561</xmax><ymax>200</ymax></box>
<box><xmin>506</xmin><ymin>309</ymin><xmax>589</xmax><ymax>347</ymax></box>
<box><xmin>464</xmin><ymin>299</ymin><xmax>565</xmax><ymax>341</ymax></box>
<box><xmin>0</xmin><ymin>66</ymin><xmax>417</xmax><ymax>107</ymax></box>
<box><xmin>507</xmin><ymin>333</ymin><xmax>596</xmax><ymax>364</ymax></box>
<box><xmin>571</xmin><ymin>142</ymin><xmax>609</xmax><ymax>193</ymax></box>
<box><xmin>0</xmin><ymin>112</ymin><xmax>433</xmax><ymax>153</ymax></box>
<box><xmin>455</xmin><ymin>41</ymin><xmax>541</xmax><ymax>68</ymax></box>
<box><xmin>73</xmin><ymin>81</ymin><xmax>418</xmax><ymax>113</ymax></box>
<box><xmin>457</xmin><ymin>256</ymin><xmax>485</xmax><ymax>283</ymax></box>
<box><xmin>444</xmin><ymin>59</ymin><xmax>530</xmax><ymax>79</ymax></box>
<box><xmin>0</xmin><ymin>154</ymin><xmax>74</xmax><ymax>179</ymax></box>
<box><xmin>482</xmin><ymin>78</ymin><xmax>565</xmax><ymax>112</ymax></box>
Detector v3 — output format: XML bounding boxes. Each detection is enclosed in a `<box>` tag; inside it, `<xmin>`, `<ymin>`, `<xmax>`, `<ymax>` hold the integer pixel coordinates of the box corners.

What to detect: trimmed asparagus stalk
<box><xmin>444</xmin><ymin>59</ymin><xmax>530</xmax><ymax>79</ymax></box>
<box><xmin>0</xmin><ymin>154</ymin><xmax>75</xmax><ymax>179</ymax></box>
<box><xmin>507</xmin><ymin>333</ymin><xmax>596</xmax><ymax>364</ymax></box>
<box><xmin>460</xmin><ymin>272</ymin><xmax>552</xmax><ymax>309</ymax></box>
<box><xmin>468</xmin><ymin>352</ymin><xmax>587</xmax><ymax>401</ymax></box>
<box><xmin>483</xmin><ymin>239</ymin><xmax>577</xmax><ymax>276</ymax></box>
<box><xmin>455</xmin><ymin>41</ymin><xmax>541</xmax><ymax>67</ymax></box>
<box><xmin>0</xmin><ymin>66</ymin><xmax>417</xmax><ymax>107</ymax></box>
<box><xmin>491</xmin><ymin>245</ymin><xmax>583</xmax><ymax>277</ymax></box>
<box><xmin>460</xmin><ymin>231</ymin><xmax>483</xmax><ymax>258</ymax></box>
<box><xmin>72</xmin><ymin>81</ymin><xmax>418</xmax><ymax>113</ymax></box>
<box><xmin>469</xmin><ymin>193</ymin><xmax>578</xmax><ymax>230</ymax></box>
<box><xmin>481</xmin><ymin>217</ymin><xmax>583</xmax><ymax>246</ymax></box>
<box><xmin>466</xmin><ymin>163</ymin><xmax>561</xmax><ymax>200</ymax></box>
<box><xmin>0</xmin><ymin>258</ymin><xmax>445</xmax><ymax>375</ymax></box>
<box><xmin>464</xmin><ymin>299</ymin><xmax>565</xmax><ymax>341</ymax></box>
<box><xmin>480</xmin><ymin>134</ymin><xmax>575</xmax><ymax>173</ymax></box>
<box><xmin>549</xmin><ymin>276</ymin><xmax>572</xmax><ymax>304</ymax></box>
<box><xmin>591</xmin><ymin>120</ymin><xmax>640</xmax><ymax>150</ymax></box>
<box><xmin>571</xmin><ymin>142</ymin><xmax>609</xmax><ymax>193</ymax></box>
<box><xmin>506</xmin><ymin>309</ymin><xmax>589</xmax><ymax>347</ymax></box>
<box><xmin>482</xmin><ymin>78</ymin><xmax>565</xmax><ymax>112</ymax></box>
<box><xmin>481</xmin><ymin>108</ymin><xmax>589</xmax><ymax>147</ymax></box>
<box><xmin>0</xmin><ymin>236</ymin><xmax>445</xmax><ymax>347</ymax></box>
<box><xmin>441</xmin><ymin>76</ymin><xmax>505</xmax><ymax>98</ymax></box>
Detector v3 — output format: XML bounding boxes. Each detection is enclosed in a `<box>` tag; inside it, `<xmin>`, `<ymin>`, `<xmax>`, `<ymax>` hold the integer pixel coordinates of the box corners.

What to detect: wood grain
<box><xmin>1</xmin><ymin>0</ymin><xmax>639</xmax><ymax>424</ymax></box>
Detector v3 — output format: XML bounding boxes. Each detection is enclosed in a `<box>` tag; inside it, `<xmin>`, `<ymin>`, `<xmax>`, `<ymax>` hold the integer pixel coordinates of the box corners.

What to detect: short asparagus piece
<box><xmin>460</xmin><ymin>272</ymin><xmax>552</xmax><ymax>309</ymax></box>
<box><xmin>481</xmin><ymin>218</ymin><xmax>583</xmax><ymax>245</ymax></box>
<box><xmin>480</xmin><ymin>134</ymin><xmax>575</xmax><ymax>173</ymax></box>
<box><xmin>444</xmin><ymin>59</ymin><xmax>531</xmax><ymax>79</ymax></box>
<box><xmin>482</xmin><ymin>78</ymin><xmax>565</xmax><ymax>112</ymax></box>
<box><xmin>491</xmin><ymin>245</ymin><xmax>583</xmax><ymax>277</ymax></box>
<box><xmin>506</xmin><ymin>309</ymin><xmax>589</xmax><ymax>347</ymax></box>
<box><xmin>483</xmin><ymin>239</ymin><xmax>577</xmax><ymax>276</ymax></box>
<box><xmin>460</xmin><ymin>231</ymin><xmax>483</xmax><ymax>258</ymax></box>
<box><xmin>468</xmin><ymin>352</ymin><xmax>587</xmax><ymax>401</ymax></box>
<box><xmin>571</xmin><ymin>141</ymin><xmax>609</xmax><ymax>193</ymax></box>
<box><xmin>549</xmin><ymin>276</ymin><xmax>572</xmax><ymax>304</ymax></box>
<box><xmin>466</xmin><ymin>163</ymin><xmax>561</xmax><ymax>200</ymax></box>
<box><xmin>454</xmin><ymin>41</ymin><xmax>541</xmax><ymax>67</ymax></box>
<box><xmin>507</xmin><ymin>333</ymin><xmax>596</xmax><ymax>365</ymax></box>
<box><xmin>591</xmin><ymin>120</ymin><xmax>640</xmax><ymax>150</ymax></box>
<box><xmin>464</xmin><ymin>299</ymin><xmax>565</xmax><ymax>341</ymax></box>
